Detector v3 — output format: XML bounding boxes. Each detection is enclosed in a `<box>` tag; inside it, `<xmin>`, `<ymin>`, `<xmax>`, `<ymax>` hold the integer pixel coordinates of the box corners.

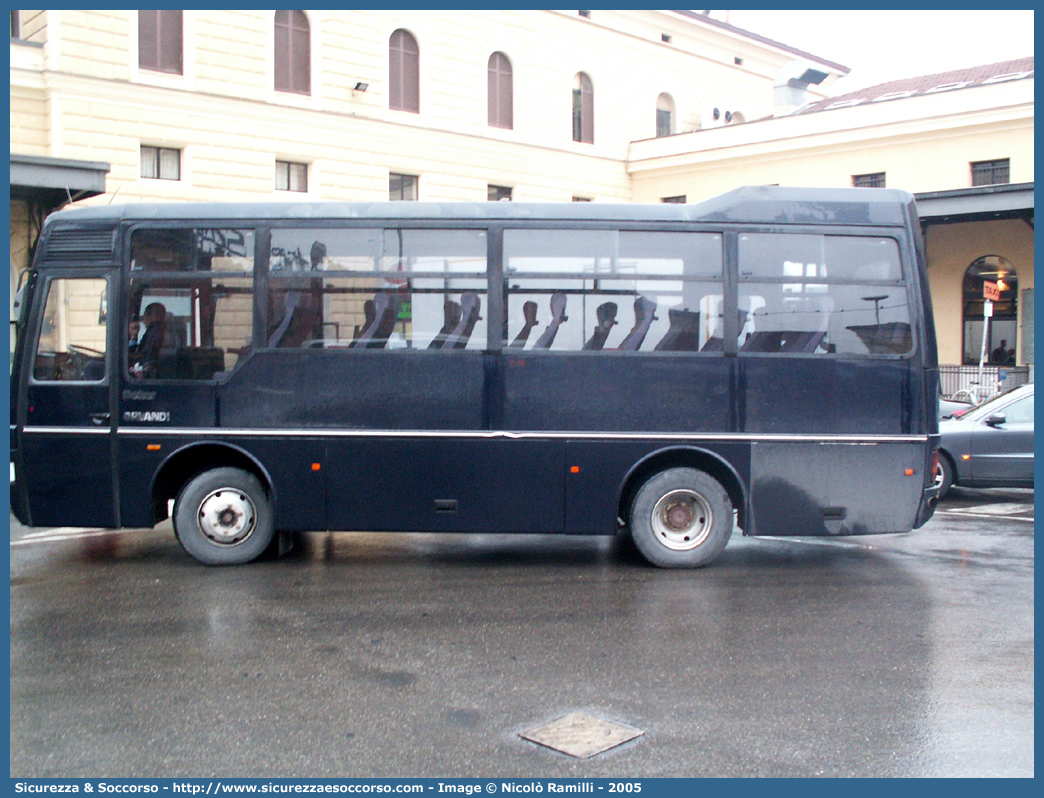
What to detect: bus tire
<box><xmin>173</xmin><ymin>467</ymin><xmax>275</xmax><ymax>566</ymax></box>
<box><xmin>629</xmin><ymin>467</ymin><xmax>732</xmax><ymax>568</ymax></box>
<box><xmin>936</xmin><ymin>453</ymin><xmax>955</xmax><ymax>499</ymax></box>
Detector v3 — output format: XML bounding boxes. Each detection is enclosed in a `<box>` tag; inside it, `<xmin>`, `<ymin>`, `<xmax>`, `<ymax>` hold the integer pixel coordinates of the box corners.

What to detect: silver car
<box><xmin>936</xmin><ymin>384</ymin><xmax>1034</xmax><ymax>497</ymax></box>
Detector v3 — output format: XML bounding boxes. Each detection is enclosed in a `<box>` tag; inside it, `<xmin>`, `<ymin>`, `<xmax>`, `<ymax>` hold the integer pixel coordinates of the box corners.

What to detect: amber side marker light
<box><xmin>962</xmin><ymin>454</ymin><xmax>972</xmax><ymax>461</ymax></box>
<box><xmin>311</xmin><ymin>463</ymin><xmax>322</xmax><ymax>471</ymax></box>
<box><xmin>570</xmin><ymin>466</ymin><xmax>581</xmax><ymax>474</ymax></box>
<box><xmin>904</xmin><ymin>468</ymin><xmax>915</xmax><ymax>476</ymax></box>
<box><xmin>146</xmin><ymin>444</ymin><xmax>161</xmax><ymax>451</ymax></box>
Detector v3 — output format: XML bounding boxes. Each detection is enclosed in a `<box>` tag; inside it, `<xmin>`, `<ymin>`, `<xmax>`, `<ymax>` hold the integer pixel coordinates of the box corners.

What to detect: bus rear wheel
<box><xmin>173</xmin><ymin>467</ymin><xmax>275</xmax><ymax>565</ymax></box>
<box><xmin>629</xmin><ymin>467</ymin><xmax>733</xmax><ymax>568</ymax></box>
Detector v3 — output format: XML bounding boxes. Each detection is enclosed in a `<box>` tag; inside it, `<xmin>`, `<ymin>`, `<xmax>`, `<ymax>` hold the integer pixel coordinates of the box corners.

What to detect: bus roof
<box><xmin>46</xmin><ymin>185</ymin><xmax>914</xmax><ymax>228</ymax></box>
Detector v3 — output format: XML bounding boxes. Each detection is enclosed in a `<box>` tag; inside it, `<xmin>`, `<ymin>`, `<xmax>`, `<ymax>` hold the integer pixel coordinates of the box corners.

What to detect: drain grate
<box><xmin>520</xmin><ymin>711</ymin><xmax>645</xmax><ymax>759</ymax></box>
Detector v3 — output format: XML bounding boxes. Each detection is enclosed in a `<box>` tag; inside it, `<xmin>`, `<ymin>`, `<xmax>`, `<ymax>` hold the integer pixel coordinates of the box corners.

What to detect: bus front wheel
<box><xmin>629</xmin><ymin>468</ymin><xmax>733</xmax><ymax>568</ymax></box>
<box><xmin>173</xmin><ymin>467</ymin><xmax>275</xmax><ymax>565</ymax></box>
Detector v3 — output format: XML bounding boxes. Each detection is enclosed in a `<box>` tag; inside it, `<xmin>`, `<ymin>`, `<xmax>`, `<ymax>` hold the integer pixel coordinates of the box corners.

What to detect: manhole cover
<box><xmin>520</xmin><ymin>711</ymin><xmax>645</xmax><ymax>759</ymax></box>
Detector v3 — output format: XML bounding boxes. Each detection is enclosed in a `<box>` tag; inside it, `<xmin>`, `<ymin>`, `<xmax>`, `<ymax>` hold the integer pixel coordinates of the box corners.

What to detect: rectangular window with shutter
<box><xmin>276</xmin><ymin>161</ymin><xmax>308</xmax><ymax>193</ymax></box>
<box><xmin>389</xmin><ymin>173</ymin><xmax>418</xmax><ymax>201</ymax></box>
<box><xmin>971</xmin><ymin>159</ymin><xmax>1010</xmax><ymax>187</ymax></box>
<box><xmin>141</xmin><ymin>146</ymin><xmax>181</xmax><ymax>181</ymax></box>
<box><xmin>852</xmin><ymin>173</ymin><xmax>886</xmax><ymax>188</ymax></box>
<box><xmin>138</xmin><ymin>10</ymin><xmax>183</xmax><ymax>75</ymax></box>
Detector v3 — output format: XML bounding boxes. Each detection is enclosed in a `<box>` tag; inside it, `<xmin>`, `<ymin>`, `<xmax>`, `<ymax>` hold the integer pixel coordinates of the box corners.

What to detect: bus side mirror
<box><xmin>984</xmin><ymin>414</ymin><xmax>1006</xmax><ymax>428</ymax></box>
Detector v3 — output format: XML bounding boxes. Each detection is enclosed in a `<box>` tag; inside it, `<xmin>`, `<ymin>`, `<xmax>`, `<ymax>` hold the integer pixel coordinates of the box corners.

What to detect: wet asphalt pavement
<box><xmin>9</xmin><ymin>488</ymin><xmax>1034</xmax><ymax>778</ymax></box>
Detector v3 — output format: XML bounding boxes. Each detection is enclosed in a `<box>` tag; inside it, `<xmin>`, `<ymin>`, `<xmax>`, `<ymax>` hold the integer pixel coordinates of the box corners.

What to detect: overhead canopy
<box><xmin>915</xmin><ymin>182</ymin><xmax>1034</xmax><ymax>227</ymax></box>
<box><xmin>10</xmin><ymin>153</ymin><xmax>110</xmax><ymax>209</ymax></box>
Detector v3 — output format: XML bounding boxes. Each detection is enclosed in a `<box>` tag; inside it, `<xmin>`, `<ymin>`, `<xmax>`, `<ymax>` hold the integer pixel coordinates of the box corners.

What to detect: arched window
<box><xmin>962</xmin><ymin>256</ymin><xmax>1019</xmax><ymax>365</ymax></box>
<box><xmin>656</xmin><ymin>93</ymin><xmax>675</xmax><ymax>137</ymax></box>
<box><xmin>488</xmin><ymin>52</ymin><xmax>513</xmax><ymax>129</ymax></box>
<box><xmin>390</xmin><ymin>29</ymin><xmax>420</xmax><ymax>113</ymax></box>
<box><xmin>572</xmin><ymin>72</ymin><xmax>593</xmax><ymax>144</ymax></box>
<box><xmin>274</xmin><ymin>10</ymin><xmax>310</xmax><ymax>95</ymax></box>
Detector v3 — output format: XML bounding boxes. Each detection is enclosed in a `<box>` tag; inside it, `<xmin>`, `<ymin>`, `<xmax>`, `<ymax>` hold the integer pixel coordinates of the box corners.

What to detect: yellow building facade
<box><xmin>10</xmin><ymin>10</ymin><xmax>842</xmax><ymax>216</ymax></box>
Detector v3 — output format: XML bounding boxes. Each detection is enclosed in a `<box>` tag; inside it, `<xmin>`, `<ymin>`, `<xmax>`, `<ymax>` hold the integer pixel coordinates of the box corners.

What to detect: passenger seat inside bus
<box><xmin>353</xmin><ymin>292</ymin><xmax>401</xmax><ymax>349</ymax></box>
<box><xmin>654</xmin><ymin>308</ymin><xmax>700</xmax><ymax>351</ymax></box>
<box><xmin>442</xmin><ymin>291</ymin><xmax>482</xmax><ymax>349</ymax></box>
<box><xmin>428</xmin><ymin>300</ymin><xmax>462</xmax><ymax>349</ymax></box>
<box><xmin>509</xmin><ymin>301</ymin><xmax>539</xmax><ymax>348</ymax></box>
<box><xmin>583</xmin><ymin>302</ymin><xmax>618</xmax><ymax>351</ymax></box>
<box><xmin>175</xmin><ymin>347</ymin><xmax>225</xmax><ymax>380</ymax></box>
<box><xmin>701</xmin><ymin>308</ymin><xmax>749</xmax><ymax>352</ymax></box>
<box><xmin>618</xmin><ymin>296</ymin><xmax>658</xmax><ymax>351</ymax></box>
<box><xmin>155</xmin><ymin>317</ymin><xmax>186</xmax><ymax>378</ymax></box>
<box><xmin>741</xmin><ymin>296</ymin><xmax>831</xmax><ymax>353</ymax></box>
<box><xmin>270</xmin><ymin>294</ymin><xmax>321</xmax><ymax>349</ymax></box>
<box><xmin>534</xmin><ymin>293</ymin><xmax>568</xmax><ymax>349</ymax></box>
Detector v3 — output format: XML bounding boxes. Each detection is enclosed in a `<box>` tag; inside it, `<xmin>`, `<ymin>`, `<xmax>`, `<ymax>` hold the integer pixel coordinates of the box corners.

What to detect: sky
<box><xmin>723</xmin><ymin>9</ymin><xmax>1035</xmax><ymax>91</ymax></box>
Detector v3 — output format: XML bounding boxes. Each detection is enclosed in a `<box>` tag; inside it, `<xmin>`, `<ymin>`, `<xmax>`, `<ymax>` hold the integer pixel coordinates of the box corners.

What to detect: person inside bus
<box><xmin>129</xmin><ymin>302</ymin><xmax>167</xmax><ymax>378</ymax></box>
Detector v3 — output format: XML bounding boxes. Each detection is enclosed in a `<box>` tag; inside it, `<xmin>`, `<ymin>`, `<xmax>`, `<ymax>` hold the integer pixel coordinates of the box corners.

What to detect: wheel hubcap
<box><xmin>197</xmin><ymin>488</ymin><xmax>257</xmax><ymax>546</ymax></box>
<box><xmin>651</xmin><ymin>489</ymin><xmax>713</xmax><ymax>551</ymax></box>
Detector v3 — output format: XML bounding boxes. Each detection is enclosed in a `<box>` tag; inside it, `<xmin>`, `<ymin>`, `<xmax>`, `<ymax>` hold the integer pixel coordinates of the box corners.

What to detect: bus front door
<box><xmin>15</xmin><ymin>272</ymin><xmax>119</xmax><ymax>528</ymax></box>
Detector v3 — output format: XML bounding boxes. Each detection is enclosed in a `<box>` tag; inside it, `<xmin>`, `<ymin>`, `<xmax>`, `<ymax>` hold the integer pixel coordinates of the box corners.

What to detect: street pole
<box><xmin>978</xmin><ymin>298</ymin><xmax>993</xmax><ymax>401</ymax></box>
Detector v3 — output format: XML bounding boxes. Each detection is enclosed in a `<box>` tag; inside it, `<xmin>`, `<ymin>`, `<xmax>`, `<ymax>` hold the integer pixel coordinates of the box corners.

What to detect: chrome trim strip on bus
<box><xmin>22</xmin><ymin>426</ymin><xmax>112</xmax><ymax>435</ymax></box>
<box><xmin>47</xmin><ymin>427</ymin><xmax>939</xmax><ymax>444</ymax></box>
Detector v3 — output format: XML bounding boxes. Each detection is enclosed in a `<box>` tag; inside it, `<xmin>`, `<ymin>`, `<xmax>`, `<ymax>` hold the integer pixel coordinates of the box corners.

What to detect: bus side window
<box><xmin>128</xmin><ymin>227</ymin><xmax>255</xmax><ymax>380</ymax></box>
<box><xmin>503</xmin><ymin>229</ymin><xmax>723</xmax><ymax>353</ymax></box>
<box><xmin>128</xmin><ymin>278</ymin><xmax>253</xmax><ymax>379</ymax></box>
<box><xmin>738</xmin><ymin>233</ymin><xmax>910</xmax><ymax>356</ymax></box>
<box><xmin>267</xmin><ymin>227</ymin><xmax>488</xmax><ymax>351</ymax></box>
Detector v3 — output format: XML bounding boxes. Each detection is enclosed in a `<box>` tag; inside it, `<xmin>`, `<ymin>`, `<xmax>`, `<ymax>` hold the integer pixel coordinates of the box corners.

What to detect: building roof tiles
<box><xmin>794</xmin><ymin>57</ymin><xmax>1033</xmax><ymax>115</ymax></box>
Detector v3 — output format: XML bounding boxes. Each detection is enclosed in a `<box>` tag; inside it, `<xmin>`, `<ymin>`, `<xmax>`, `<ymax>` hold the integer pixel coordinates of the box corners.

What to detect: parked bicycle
<box><xmin>949</xmin><ymin>377</ymin><xmax>1006</xmax><ymax>405</ymax></box>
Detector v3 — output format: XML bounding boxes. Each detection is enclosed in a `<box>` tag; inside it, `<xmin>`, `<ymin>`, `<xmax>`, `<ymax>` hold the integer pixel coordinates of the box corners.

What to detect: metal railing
<box><xmin>940</xmin><ymin>365</ymin><xmax>1031</xmax><ymax>403</ymax></box>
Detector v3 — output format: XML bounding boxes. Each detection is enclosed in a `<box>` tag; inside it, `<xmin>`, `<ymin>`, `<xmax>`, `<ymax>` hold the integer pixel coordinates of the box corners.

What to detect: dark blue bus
<box><xmin>9</xmin><ymin>187</ymin><xmax>941</xmax><ymax>567</ymax></box>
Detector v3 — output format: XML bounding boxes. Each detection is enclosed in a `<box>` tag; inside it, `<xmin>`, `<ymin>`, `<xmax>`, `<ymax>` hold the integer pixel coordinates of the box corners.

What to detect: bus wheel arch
<box><xmin>618</xmin><ymin>448</ymin><xmax>744</xmax><ymax>568</ymax></box>
<box><xmin>151</xmin><ymin>442</ymin><xmax>275</xmax><ymax>524</ymax></box>
<box><xmin>618</xmin><ymin>447</ymin><xmax>746</xmax><ymax>534</ymax></box>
